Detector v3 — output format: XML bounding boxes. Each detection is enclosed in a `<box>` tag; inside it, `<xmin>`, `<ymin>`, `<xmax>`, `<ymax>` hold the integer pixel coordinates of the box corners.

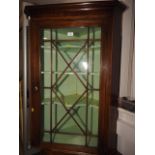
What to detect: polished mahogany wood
<box><xmin>25</xmin><ymin>1</ymin><xmax>125</xmax><ymax>155</ymax></box>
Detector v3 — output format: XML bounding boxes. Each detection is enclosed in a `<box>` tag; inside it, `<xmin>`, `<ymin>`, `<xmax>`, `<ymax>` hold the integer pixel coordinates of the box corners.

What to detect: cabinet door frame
<box><xmin>26</xmin><ymin>2</ymin><xmax>122</xmax><ymax>154</ymax></box>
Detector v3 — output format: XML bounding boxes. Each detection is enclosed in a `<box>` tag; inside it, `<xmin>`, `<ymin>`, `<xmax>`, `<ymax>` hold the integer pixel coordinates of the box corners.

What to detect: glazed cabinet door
<box><xmin>40</xmin><ymin>27</ymin><xmax>101</xmax><ymax>147</ymax></box>
<box><xmin>26</xmin><ymin>1</ymin><xmax>124</xmax><ymax>154</ymax></box>
<box><xmin>29</xmin><ymin>23</ymin><xmax>104</xmax><ymax>155</ymax></box>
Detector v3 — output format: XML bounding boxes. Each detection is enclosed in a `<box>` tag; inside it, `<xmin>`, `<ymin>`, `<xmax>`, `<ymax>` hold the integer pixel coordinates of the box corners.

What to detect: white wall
<box><xmin>117</xmin><ymin>108</ymin><xmax>135</xmax><ymax>155</ymax></box>
<box><xmin>117</xmin><ymin>1</ymin><xmax>135</xmax><ymax>154</ymax></box>
<box><xmin>119</xmin><ymin>0</ymin><xmax>135</xmax><ymax>99</ymax></box>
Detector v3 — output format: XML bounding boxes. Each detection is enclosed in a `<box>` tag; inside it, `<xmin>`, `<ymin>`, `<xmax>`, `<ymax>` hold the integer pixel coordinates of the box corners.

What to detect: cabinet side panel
<box><xmin>108</xmin><ymin>8</ymin><xmax>123</xmax><ymax>152</ymax></box>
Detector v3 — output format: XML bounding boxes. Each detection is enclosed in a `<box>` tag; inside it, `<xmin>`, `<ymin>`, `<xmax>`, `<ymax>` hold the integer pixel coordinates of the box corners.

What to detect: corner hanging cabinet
<box><xmin>25</xmin><ymin>1</ymin><xmax>124</xmax><ymax>155</ymax></box>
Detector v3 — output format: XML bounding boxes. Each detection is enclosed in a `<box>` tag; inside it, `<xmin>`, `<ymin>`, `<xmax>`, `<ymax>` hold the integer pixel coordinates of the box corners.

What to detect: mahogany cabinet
<box><xmin>25</xmin><ymin>1</ymin><xmax>124</xmax><ymax>155</ymax></box>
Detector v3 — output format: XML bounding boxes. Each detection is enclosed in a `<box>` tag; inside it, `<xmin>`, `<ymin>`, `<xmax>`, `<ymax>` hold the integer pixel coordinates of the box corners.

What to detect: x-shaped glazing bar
<box><xmin>52</xmin><ymin>89</ymin><xmax>86</xmax><ymax>134</ymax></box>
<box><xmin>51</xmin><ymin>40</ymin><xmax>88</xmax><ymax>90</ymax></box>
<box><xmin>52</xmin><ymin>90</ymin><xmax>87</xmax><ymax>134</ymax></box>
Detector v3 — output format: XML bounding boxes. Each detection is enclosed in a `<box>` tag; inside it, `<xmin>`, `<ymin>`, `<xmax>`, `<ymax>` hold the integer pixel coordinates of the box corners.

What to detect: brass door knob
<box><xmin>34</xmin><ymin>86</ymin><xmax>38</xmax><ymax>91</ymax></box>
<box><xmin>31</xmin><ymin>107</ymin><xmax>35</xmax><ymax>112</ymax></box>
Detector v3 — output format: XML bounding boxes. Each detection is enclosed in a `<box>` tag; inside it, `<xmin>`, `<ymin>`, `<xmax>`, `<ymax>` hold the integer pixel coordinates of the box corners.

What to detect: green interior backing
<box><xmin>40</xmin><ymin>27</ymin><xmax>101</xmax><ymax>147</ymax></box>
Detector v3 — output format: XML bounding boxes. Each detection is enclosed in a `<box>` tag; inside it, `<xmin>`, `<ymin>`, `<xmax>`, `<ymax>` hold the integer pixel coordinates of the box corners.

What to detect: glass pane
<box><xmin>43</xmin><ymin>29</ymin><xmax>51</xmax><ymax>40</ymax></box>
<box><xmin>87</xmin><ymin>91</ymin><xmax>99</xmax><ymax>147</ymax></box>
<box><xmin>53</xmin><ymin>134</ymin><xmax>85</xmax><ymax>145</ymax></box>
<box><xmin>43</xmin><ymin>132</ymin><xmax>50</xmax><ymax>142</ymax></box>
<box><xmin>41</xmin><ymin>89</ymin><xmax>51</xmax><ymax>138</ymax></box>
<box><xmin>41</xmin><ymin>42</ymin><xmax>51</xmax><ymax>71</ymax></box>
<box><xmin>41</xmin><ymin>89</ymin><xmax>51</xmax><ymax>105</ymax></box>
<box><xmin>41</xmin><ymin>73</ymin><xmax>51</xmax><ymax>87</ymax></box>
<box><xmin>52</xmin><ymin>27</ymin><xmax>88</xmax><ymax>40</ymax></box>
<box><xmin>89</xmin><ymin>27</ymin><xmax>101</xmax><ymax>40</ymax></box>
<box><xmin>40</xmin><ymin>27</ymin><xmax>101</xmax><ymax>147</ymax></box>
<box><xmin>52</xmin><ymin>47</ymin><xmax>68</xmax><ymax>73</ymax></box>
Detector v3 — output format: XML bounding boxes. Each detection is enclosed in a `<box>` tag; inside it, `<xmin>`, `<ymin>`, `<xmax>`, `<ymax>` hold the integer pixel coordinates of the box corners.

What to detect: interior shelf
<box><xmin>43</xmin><ymin>39</ymin><xmax>101</xmax><ymax>42</ymax></box>
<box><xmin>41</xmin><ymin>46</ymin><xmax>100</xmax><ymax>49</ymax></box>
<box><xmin>41</xmin><ymin>94</ymin><xmax>99</xmax><ymax>108</ymax></box>
<box><xmin>41</xmin><ymin>71</ymin><xmax>99</xmax><ymax>75</ymax></box>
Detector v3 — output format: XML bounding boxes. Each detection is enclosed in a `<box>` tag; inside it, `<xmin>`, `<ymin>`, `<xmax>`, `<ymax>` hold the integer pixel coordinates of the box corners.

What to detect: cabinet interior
<box><xmin>40</xmin><ymin>27</ymin><xmax>101</xmax><ymax>147</ymax></box>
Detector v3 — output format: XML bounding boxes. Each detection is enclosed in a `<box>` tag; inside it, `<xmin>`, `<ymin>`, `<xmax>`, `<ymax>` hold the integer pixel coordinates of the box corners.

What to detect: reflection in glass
<box><xmin>40</xmin><ymin>27</ymin><xmax>101</xmax><ymax>147</ymax></box>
